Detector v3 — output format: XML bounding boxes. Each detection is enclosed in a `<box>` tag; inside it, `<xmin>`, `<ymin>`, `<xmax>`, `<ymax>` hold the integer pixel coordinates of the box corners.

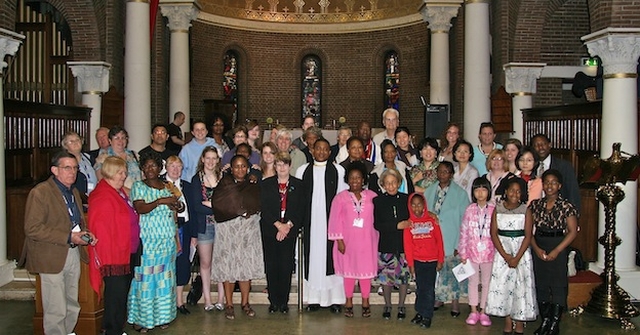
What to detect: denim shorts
<box><xmin>197</xmin><ymin>223</ymin><xmax>215</xmax><ymax>245</ymax></box>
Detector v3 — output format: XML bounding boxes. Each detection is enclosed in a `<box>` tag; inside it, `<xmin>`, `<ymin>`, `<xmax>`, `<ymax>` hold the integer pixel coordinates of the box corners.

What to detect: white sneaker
<box><xmin>214</xmin><ymin>302</ymin><xmax>224</xmax><ymax>311</ymax></box>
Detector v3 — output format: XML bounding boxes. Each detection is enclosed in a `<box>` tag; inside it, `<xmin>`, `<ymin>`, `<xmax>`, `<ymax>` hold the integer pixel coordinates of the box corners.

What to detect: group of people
<box><xmin>20</xmin><ymin>107</ymin><xmax>580</xmax><ymax>335</ymax></box>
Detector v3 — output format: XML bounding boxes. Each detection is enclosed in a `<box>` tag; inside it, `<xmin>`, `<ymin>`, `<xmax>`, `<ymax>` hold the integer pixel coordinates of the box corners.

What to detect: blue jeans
<box><xmin>414</xmin><ymin>260</ymin><xmax>437</xmax><ymax>319</ymax></box>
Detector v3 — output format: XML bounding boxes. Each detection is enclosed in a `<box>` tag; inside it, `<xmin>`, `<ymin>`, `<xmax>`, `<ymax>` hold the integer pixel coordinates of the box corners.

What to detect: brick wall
<box><xmin>190</xmin><ymin>23</ymin><xmax>431</xmax><ymax>139</ymax></box>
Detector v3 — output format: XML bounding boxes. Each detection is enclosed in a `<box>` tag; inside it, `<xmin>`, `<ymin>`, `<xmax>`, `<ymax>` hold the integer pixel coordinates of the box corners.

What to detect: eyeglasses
<box><xmin>491</xmin><ymin>157</ymin><xmax>504</xmax><ymax>161</ymax></box>
<box><xmin>112</xmin><ymin>136</ymin><xmax>128</xmax><ymax>141</ymax></box>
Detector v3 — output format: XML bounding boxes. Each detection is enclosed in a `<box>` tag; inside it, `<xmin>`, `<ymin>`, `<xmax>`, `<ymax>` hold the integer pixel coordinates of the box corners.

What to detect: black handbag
<box><xmin>187</xmin><ymin>274</ymin><xmax>202</xmax><ymax>305</ymax></box>
<box><xmin>186</xmin><ymin>250</ymin><xmax>202</xmax><ymax>305</ymax></box>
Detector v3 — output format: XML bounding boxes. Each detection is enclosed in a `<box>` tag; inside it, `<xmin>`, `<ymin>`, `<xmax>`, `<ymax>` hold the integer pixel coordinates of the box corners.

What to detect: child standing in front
<box><xmin>485</xmin><ymin>178</ymin><xmax>537</xmax><ymax>335</ymax></box>
<box><xmin>403</xmin><ymin>193</ymin><xmax>444</xmax><ymax>329</ymax></box>
<box><xmin>458</xmin><ymin>177</ymin><xmax>496</xmax><ymax>327</ymax></box>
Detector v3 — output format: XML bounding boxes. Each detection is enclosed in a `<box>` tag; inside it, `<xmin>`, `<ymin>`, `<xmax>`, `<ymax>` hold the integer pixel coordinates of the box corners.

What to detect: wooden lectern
<box><xmin>33</xmin><ymin>259</ymin><xmax>103</xmax><ymax>334</ymax></box>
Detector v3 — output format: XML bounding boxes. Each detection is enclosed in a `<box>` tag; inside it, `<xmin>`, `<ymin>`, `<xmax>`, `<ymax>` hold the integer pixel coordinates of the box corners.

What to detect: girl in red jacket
<box><xmin>403</xmin><ymin>193</ymin><xmax>444</xmax><ymax>329</ymax></box>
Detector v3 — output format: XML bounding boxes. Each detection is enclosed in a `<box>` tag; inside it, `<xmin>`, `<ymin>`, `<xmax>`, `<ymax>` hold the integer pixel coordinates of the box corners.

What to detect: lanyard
<box><xmin>350</xmin><ymin>192</ymin><xmax>364</xmax><ymax>218</ymax></box>
<box><xmin>478</xmin><ymin>203</ymin><xmax>488</xmax><ymax>239</ymax></box>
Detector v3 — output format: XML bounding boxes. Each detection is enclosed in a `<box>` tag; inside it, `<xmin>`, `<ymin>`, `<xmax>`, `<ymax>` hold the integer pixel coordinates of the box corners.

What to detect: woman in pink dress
<box><xmin>328</xmin><ymin>161</ymin><xmax>379</xmax><ymax>318</ymax></box>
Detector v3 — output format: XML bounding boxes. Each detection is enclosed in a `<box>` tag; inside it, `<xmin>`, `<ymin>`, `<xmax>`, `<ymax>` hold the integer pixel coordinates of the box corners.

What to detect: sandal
<box><xmin>132</xmin><ymin>325</ymin><xmax>148</xmax><ymax>333</ymax></box>
<box><xmin>225</xmin><ymin>305</ymin><xmax>235</xmax><ymax>320</ymax></box>
<box><xmin>159</xmin><ymin>323</ymin><xmax>169</xmax><ymax>330</ymax></box>
<box><xmin>241</xmin><ymin>304</ymin><xmax>256</xmax><ymax>317</ymax></box>
<box><xmin>344</xmin><ymin>306</ymin><xmax>354</xmax><ymax>318</ymax></box>
<box><xmin>362</xmin><ymin>306</ymin><xmax>371</xmax><ymax>318</ymax></box>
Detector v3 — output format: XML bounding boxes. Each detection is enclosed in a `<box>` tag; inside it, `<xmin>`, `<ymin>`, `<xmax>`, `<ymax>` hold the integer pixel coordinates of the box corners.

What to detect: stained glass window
<box><xmin>223</xmin><ymin>51</ymin><xmax>238</xmax><ymax>124</ymax></box>
<box><xmin>301</xmin><ymin>55</ymin><xmax>321</xmax><ymax>126</ymax></box>
<box><xmin>384</xmin><ymin>51</ymin><xmax>400</xmax><ymax>110</ymax></box>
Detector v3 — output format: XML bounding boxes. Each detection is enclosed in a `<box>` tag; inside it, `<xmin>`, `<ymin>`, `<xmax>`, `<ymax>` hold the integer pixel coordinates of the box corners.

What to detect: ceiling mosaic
<box><xmin>199</xmin><ymin>0</ymin><xmax>424</xmax><ymax>24</ymax></box>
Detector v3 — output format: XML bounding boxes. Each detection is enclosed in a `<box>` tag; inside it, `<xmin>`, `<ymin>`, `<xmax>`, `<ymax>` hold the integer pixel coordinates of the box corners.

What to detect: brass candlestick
<box><xmin>582</xmin><ymin>143</ymin><xmax>640</xmax><ymax>329</ymax></box>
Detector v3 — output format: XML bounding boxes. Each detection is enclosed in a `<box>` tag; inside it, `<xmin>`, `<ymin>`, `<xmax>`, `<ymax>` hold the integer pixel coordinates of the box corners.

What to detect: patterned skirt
<box><xmin>376</xmin><ymin>252</ymin><xmax>410</xmax><ymax>286</ymax></box>
<box><xmin>127</xmin><ymin>236</ymin><xmax>177</xmax><ymax>328</ymax></box>
<box><xmin>435</xmin><ymin>255</ymin><xmax>468</xmax><ymax>302</ymax></box>
<box><xmin>212</xmin><ymin>214</ymin><xmax>265</xmax><ymax>282</ymax></box>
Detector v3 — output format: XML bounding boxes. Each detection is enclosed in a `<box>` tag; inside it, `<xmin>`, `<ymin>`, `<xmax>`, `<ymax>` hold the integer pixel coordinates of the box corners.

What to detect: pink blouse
<box><xmin>457</xmin><ymin>202</ymin><xmax>496</xmax><ymax>264</ymax></box>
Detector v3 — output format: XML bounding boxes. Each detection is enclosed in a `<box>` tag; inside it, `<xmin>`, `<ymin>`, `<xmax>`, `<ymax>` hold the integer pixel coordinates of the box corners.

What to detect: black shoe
<box><xmin>410</xmin><ymin>313</ymin><xmax>423</xmax><ymax>324</ymax></box>
<box><xmin>450</xmin><ymin>310</ymin><xmax>461</xmax><ymax>317</ymax></box>
<box><xmin>268</xmin><ymin>305</ymin><xmax>278</xmax><ymax>313</ymax></box>
<box><xmin>397</xmin><ymin>307</ymin><xmax>406</xmax><ymax>320</ymax></box>
<box><xmin>382</xmin><ymin>306</ymin><xmax>391</xmax><ymax>319</ymax></box>
<box><xmin>329</xmin><ymin>304</ymin><xmax>342</xmax><ymax>313</ymax></box>
<box><xmin>280</xmin><ymin>305</ymin><xmax>289</xmax><ymax>314</ymax></box>
<box><xmin>534</xmin><ymin>302</ymin><xmax>551</xmax><ymax>335</ymax></box>
<box><xmin>546</xmin><ymin>304</ymin><xmax>564</xmax><ymax>335</ymax></box>
<box><xmin>420</xmin><ymin>318</ymin><xmax>432</xmax><ymax>328</ymax></box>
<box><xmin>177</xmin><ymin>304</ymin><xmax>190</xmax><ymax>315</ymax></box>
<box><xmin>305</xmin><ymin>304</ymin><xmax>320</xmax><ymax>312</ymax></box>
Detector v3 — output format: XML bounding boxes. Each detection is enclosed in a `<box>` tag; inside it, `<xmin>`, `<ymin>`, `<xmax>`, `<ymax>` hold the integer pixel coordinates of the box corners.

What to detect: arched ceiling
<box><xmin>199</xmin><ymin>0</ymin><xmax>424</xmax><ymax>24</ymax></box>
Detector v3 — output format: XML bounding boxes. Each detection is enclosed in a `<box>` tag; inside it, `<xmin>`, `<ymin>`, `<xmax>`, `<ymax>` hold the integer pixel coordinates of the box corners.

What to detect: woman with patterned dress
<box><xmin>424</xmin><ymin>161</ymin><xmax>469</xmax><ymax>316</ymax></box>
<box><xmin>529</xmin><ymin>169</ymin><xmax>578</xmax><ymax>335</ymax></box>
<box><xmin>411</xmin><ymin>137</ymin><xmax>440</xmax><ymax>193</ymax></box>
<box><xmin>485</xmin><ymin>178</ymin><xmax>537</xmax><ymax>335</ymax></box>
<box><xmin>373</xmin><ymin>169</ymin><xmax>411</xmax><ymax>320</ymax></box>
<box><xmin>128</xmin><ymin>152</ymin><xmax>183</xmax><ymax>332</ymax></box>
<box><xmin>328</xmin><ymin>161</ymin><xmax>379</xmax><ymax>318</ymax></box>
<box><xmin>211</xmin><ymin>155</ymin><xmax>263</xmax><ymax>320</ymax></box>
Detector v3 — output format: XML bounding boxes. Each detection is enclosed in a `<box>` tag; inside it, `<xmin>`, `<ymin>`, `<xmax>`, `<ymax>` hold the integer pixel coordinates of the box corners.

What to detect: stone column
<box><xmin>503</xmin><ymin>63</ymin><xmax>545</xmax><ymax>139</ymax></box>
<box><xmin>68</xmin><ymin>62</ymin><xmax>111</xmax><ymax>150</ymax></box>
<box><xmin>463</xmin><ymin>0</ymin><xmax>491</xmax><ymax>141</ymax></box>
<box><xmin>582</xmin><ymin>28</ymin><xmax>640</xmax><ymax>298</ymax></box>
<box><xmin>160</xmin><ymin>0</ymin><xmax>199</xmax><ymax>134</ymax></box>
<box><xmin>125</xmin><ymin>0</ymin><xmax>151</xmax><ymax>151</ymax></box>
<box><xmin>420</xmin><ymin>0</ymin><xmax>462</xmax><ymax>105</ymax></box>
<box><xmin>0</xmin><ymin>28</ymin><xmax>25</xmax><ymax>287</ymax></box>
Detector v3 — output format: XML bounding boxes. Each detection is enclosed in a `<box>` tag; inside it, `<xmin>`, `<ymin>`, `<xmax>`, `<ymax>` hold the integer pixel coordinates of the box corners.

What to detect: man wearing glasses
<box><xmin>20</xmin><ymin>151</ymin><xmax>97</xmax><ymax>335</ymax></box>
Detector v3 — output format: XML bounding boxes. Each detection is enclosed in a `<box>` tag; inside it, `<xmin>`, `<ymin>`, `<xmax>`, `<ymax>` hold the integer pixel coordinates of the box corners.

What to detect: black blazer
<box><xmin>259</xmin><ymin>176</ymin><xmax>306</xmax><ymax>243</ymax></box>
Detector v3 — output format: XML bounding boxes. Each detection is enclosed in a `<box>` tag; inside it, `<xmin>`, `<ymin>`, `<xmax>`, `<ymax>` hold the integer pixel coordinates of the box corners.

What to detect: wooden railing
<box><xmin>4</xmin><ymin>99</ymin><xmax>90</xmax><ymax>260</ymax></box>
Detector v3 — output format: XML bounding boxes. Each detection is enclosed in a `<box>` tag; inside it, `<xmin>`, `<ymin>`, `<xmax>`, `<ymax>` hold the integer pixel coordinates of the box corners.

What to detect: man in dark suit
<box><xmin>20</xmin><ymin>151</ymin><xmax>97</xmax><ymax>335</ymax></box>
<box><xmin>531</xmin><ymin>134</ymin><xmax>581</xmax><ymax>211</ymax></box>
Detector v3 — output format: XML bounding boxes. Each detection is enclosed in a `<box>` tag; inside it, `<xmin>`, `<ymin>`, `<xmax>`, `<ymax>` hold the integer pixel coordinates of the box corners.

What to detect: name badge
<box><xmin>477</xmin><ymin>241</ymin><xmax>487</xmax><ymax>251</ymax></box>
<box><xmin>353</xmin><ymin>217</ymin><xmax>364</xmax><ymax>228</ymax></box>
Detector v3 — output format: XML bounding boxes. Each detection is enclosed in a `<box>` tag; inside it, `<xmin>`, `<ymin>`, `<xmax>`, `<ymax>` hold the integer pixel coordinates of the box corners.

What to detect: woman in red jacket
<box><xmin>88</xmin><ymin>156</ymin><xmax>139</xmax><ymax>335</ymax></box>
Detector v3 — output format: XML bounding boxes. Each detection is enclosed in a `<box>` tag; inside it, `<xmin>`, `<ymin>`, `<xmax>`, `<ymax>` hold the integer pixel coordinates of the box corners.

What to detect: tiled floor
<box><xmin>2</xmin><ymin>300</ymin><xmax>639</xmax><ymax>335</ymax></box>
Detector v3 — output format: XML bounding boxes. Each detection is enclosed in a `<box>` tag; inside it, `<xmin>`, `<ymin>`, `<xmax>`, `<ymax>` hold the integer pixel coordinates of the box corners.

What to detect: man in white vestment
<box><xmin>296</xmin><ymin>138</ymin><xmax>348</xmax><ymax>313</ymax></box>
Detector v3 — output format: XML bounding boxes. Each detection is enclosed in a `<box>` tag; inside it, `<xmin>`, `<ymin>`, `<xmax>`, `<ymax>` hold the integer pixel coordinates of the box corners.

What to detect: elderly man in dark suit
<box><xmin>531</xmin><ymin>134</ymin><xmax>581</xmax><ymax>211</ymax></box>
<box><xmin>20</xmin><ymin>151</ymin><xmax>97</xmax><ymax>335</ymax></box>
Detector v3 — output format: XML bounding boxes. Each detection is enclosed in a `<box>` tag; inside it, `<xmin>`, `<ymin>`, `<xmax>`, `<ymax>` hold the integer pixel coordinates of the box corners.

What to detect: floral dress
<box><xmin>484</xmin><ymin>203</ymin><xmax>537</xmax><ymax>321</ymax></box>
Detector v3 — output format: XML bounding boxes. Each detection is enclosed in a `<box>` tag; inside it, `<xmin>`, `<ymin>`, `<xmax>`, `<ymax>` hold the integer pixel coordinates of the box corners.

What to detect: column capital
<box><xmin>67</xmin><ymin>61</ymin><xmax>112</xmax><ymax>94</ymax></box>
<box><xmin>420</xmin><ymin>1</ymin><xmax>462</xmax><ymax>33</ymax></box>
<box><xmin>582</xmin><ymin>28</ymin><xmax>640</xmax><ymax>77</ymax></box>
<box><xmin>160</xmin><ymin>2</ymin><xmax>200</xmax><ymax>32</ymax></box>
<box><xmin>503</xmin><ymin>63</ymin><xmax>546</xmax><ymax>95</ymax></box>
<box><xmin>0</xmin><ymin>28</ymin><xmax>25</xmax><ymax>75</ymax></box>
